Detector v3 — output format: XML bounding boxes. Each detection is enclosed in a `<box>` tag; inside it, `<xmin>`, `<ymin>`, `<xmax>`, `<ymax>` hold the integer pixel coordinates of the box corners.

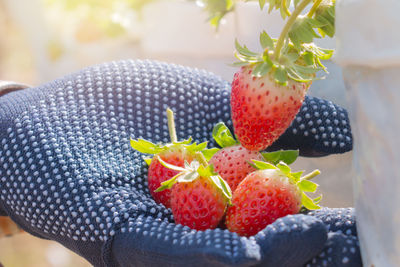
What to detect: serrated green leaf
<box><xmin>260</xmin><ymin>31</ymin><xmax>274</xmax><ymax>50</ymax></box>
<box><xmin>274</xmin><ymin>66</ymin><xmax>288</xmax><ymax>85</ymax></box>
<box><xmin>251</xmin><ymin>160</ymin><xmax>277</xmax><ymax>170</ymax></box>
<box><xmin>301</xmin><ymin>192</ymin><xmax>321</xmax><ymax>210</ymax></box>
<box><xmin>130</xmin><ymin>138</ymin><xmax>165</xmax><ymax>154</ymax></box>
<box><xmin>298</xmin><ymin>179</ymin><xmax>318</xmax><ymax>193</ymax></box>
<box><xmin>212</xmin><ymin>122</ymin><xmax>238</xmax><ymax>148</ymax></box>
<box><xmin>186</xmin><ymin>141</ymin><xmax>208</xmax><ymax>153</ymax></box>
<box><xmin>262</xmin><ymin>150</ymin><xmax>299</xmax><ymax>165</ymax></box>
<box><xmin>202</xmin><ymin>148</ymin><xmax>220</xmax><ymax>161</ymax></box>
<box><xmin>235</xmin><ymin>39</ymin><xmax>259</xmax><ymax>57</ymax></box>
<box><xmin>287</xmin><ymin>68</ymin><xmax>313</xmax><ymax>83</ymax></box>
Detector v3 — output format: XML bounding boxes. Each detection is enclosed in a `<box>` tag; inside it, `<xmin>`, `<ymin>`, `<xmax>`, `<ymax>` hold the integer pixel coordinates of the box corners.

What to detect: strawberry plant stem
<box><xmin>195</xmin><ymin>152</ymin><xmax>209</xmax><ymax>166</ymax></box>
<box><xmin>307</xmin><ymin>0</ymin><xmax>323</xmax><ymax>17</ymax></box>
<box><xmin>274</xmin><ymin>0</ymin><xmax>313</xmax><ymax>60</ymax></box>
<box><xmin>282</xmin><ymin>0</ymin><xmax>291</xmax><ymax>17</ymax></box>
<box><xmin>166</xmin><ymin>108</ymin><xmax>177</xmax><ymax>143</ymax></box>
<box><xmin>301</xmin><ymin>169</ymin><xmax>321</xmax><ymax>180</ymax></box>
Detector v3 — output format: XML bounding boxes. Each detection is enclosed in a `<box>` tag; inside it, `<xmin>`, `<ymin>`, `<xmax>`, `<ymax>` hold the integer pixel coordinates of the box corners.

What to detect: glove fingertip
<box><xmin>255</xmin><ymin>214</ymin><xmax>327</xmax><ymax>267</ymax></box>
<box><xmin>305</xmin><ymin>232</ymin><xmax>362</xmax><ymax>267</ymax></box>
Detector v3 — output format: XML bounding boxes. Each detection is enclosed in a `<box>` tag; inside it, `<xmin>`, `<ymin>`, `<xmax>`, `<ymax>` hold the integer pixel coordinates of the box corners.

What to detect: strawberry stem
<box><xmin>166</xmin><ymin>108</ymin><xmax>177</xmax><ymax>143</ymax></box>
<box><xmin>195</xmin><ymin>152</ymin><xmax>209</xmax><ymax>166</ymax></box>
<box><xmin>301</xmin><ymin>169</ymin><xmax>321</xmax><ymax>180</ymax></box>
<box><xmin>307</xmin><ymin>0</ymin><xmax>323</xmax><ymax>18</ymax></box>
<box><xmin>282</xmin><ymin>0</ymin><xmax>291</xmax><ymax>17</ymax></box>
<box><xmin>273</xmin><ymin>0</ymin><xmax>313</xmax><ymax>60</ymax></box>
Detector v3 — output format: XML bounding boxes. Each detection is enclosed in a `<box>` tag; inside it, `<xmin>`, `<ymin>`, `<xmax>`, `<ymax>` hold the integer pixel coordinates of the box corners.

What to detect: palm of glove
<box><xmin>0</xmin><ymin>60</ymin><xmax>360</xmax><ymax>266</ymax></box>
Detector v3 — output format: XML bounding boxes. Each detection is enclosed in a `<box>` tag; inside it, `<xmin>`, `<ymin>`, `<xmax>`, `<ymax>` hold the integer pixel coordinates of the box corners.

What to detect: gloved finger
<box><xmin>305</xmin><ymin>232</ymin><xmax>362</xmax><ymax>267</ymax></box>
<box><xmin>268</xmin><ymin>96</ymin><xmax>353</xmax><ymax>157</ymax></box>
<box><xmin>307</xmin><ymin>208</ymin><xmax>357</xmax><ymax>237</ymax></box>
<box><xmin>108</xmin><ymin>214</ymin><xmax>327</xmax><ymax>267</ymax></box>
<box><xmin>254</xmin><ymin>214</ymin><xmax>327</xmax><ymax>267</ymax></box>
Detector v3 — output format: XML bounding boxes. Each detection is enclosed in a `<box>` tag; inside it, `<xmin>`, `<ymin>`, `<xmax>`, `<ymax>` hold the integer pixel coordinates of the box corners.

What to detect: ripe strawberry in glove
<box><xmin>226</xmin><ymin>160</ymin><xmax>321</xmax><ymax>237</ymax></box>
<box><xmin>156</xmin><ymin>157</ymin><xmax>232</xmax><ymax>230</ymax></box>
<box><xmin>208</xmin><ymin>122</ymin><xmax>299</xmax><ymax>192</ymax></box>
<box><xmin>231</xmin><ymin>13</ymin><xmax>333</xmax><ymax>151</ymax></box>
<box><xmin>131</xmin><ymin>108</ymin><xmax>208</xmax><ymax>208</ymax></box>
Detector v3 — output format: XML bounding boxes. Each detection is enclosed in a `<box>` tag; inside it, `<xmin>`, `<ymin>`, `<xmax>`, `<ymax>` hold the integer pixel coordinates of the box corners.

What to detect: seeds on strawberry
<box><xmin>225</xmin><ymin>160</ymin><xmax>321</xmax><ymax>237</ymax></box>
<box><xmin>210</xmin><ymin>145</ymin><xmax>263</xmax><ymax>192</ymax></box>
<box><xmin>155</xmin><ymin>158</ymin><xmax>232</xmax><ymax>231</ymax></box>
<box><xmin>208</xmin><ymin>122</ymin><xmax>264</xmax><ymax>191</ymax></box>
<box><xmin>131</xmin><ymin>108</ymin><xmax>208</xmax><ymax>209</ymax></box>
<box><xmin>231</xmin><ymin>65</ymin><xmax>308</xmax><ymax>151</ymax></box>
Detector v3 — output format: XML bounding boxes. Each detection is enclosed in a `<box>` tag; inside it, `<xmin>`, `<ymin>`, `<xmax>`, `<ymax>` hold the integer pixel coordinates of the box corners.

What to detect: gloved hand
<box><xmin>0</xmin><ymin>60</ymin><xmax>359</xmax><ymax>266</ymax></box>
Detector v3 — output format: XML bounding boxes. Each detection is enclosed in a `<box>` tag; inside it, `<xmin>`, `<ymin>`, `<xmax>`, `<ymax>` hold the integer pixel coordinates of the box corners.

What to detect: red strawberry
<box><xmin>225</xmin><ymin>160</ymin><xmax>321</xmax><ymax>237</ymax></box>
<box><xmin>146</xmin><ymin>147</ymin><xmax>198</xmax><ymax>208</ymax></box>
<box><xmin>131</xmin><ymin>108</ymin><xmax>208</xmax><ymax>208</ymax></box>
<box><xmin>231</xmin><ymin>65</ymin><xmax>308</xmax><ymax>151</ymax></box>
<box><xmin>156</xmin><ymin>158</ymin><xmax>232</xmax><ymax>230</ymax></box>
<box><xmin>210</xmin><ymin>145</ymin><xmax>263</xmax><ymax>192</ymax></box>
<box><xmin>208</xmin><ymin>122</ymin><xmax>299</xmax><ymax>192</ymax></box>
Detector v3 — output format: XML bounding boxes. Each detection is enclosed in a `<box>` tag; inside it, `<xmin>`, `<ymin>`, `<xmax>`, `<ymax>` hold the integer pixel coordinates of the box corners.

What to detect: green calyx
<box><xmin>130</xmin><ymin>107</ymin><xmax>210</xmax><ymax>165</ymax></box>
<box><xmin>212</xmin><ymin>122</ymin><xmax>238</xmax><ymax>148</ymax></box>
<box><xmin>233</xmin><ymin>0</ymin><xmax>335</xmax><ymax>85</ymax></box>
<box><xmin>261</xmin><ymin>149</ymin><xmax>299</xmax><ymax>165</ymax></box>
<box><xmin>155</xmin><ymin>156</ymin><xmax>232</xmax><ymax>204</ymax></box>
<box><xmin>251</xmin><ymin>160</ymin><xmax>322</xmax><ymax>210</ymax></box>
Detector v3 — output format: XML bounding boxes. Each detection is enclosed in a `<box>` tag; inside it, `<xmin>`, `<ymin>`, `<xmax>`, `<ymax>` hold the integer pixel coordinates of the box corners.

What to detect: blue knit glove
<box><xmin>0</xmin><ymin>60</ymin><xmax>359</xmax><ymax>266</ymax></box>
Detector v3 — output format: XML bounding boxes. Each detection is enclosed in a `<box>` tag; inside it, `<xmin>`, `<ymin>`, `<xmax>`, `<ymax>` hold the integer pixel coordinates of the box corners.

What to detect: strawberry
<box><xmin>208</xmin><ymin>122</ymin><xmax>300</xmax><ymax>192</ymax></box>
<box><xmin>230</xmin><ymin>2</ymin><xmax>334</xmax><ymax>152</ymax></box>
<box><xmin>131</xmin><ymin>108</ymin><xmax>208</xmax><ymax>208</ymax></box>
<box><xmin>225</xmin><ymin>160</ymin><xmax>321</xmax><ymax>237</ymax></box>
<box><xmin>156</xmin><ymin>157</ymin><xmax>232</xmax><ymax>230</ymax></box>
<box><xmin>230</xmin><ymin>65</ymin><xmax>308</xmax><ymax>151</ymax></box>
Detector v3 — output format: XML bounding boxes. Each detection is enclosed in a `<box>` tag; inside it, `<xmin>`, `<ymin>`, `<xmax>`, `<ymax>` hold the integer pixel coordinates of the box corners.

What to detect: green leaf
<box><xmin>262</xmin><ymin>150</ymin><xmax>299</xmax><ymax>165</ymax></box>
<box><xmin>259</xmin><ymin>0</ymin><xmax>266</xmax><ymax>9</ymax></box>
<box><xmin>186</xmin><ymin>141</ymin><xmax>208</xmax><ymax>153</ymax></box>
<box><xmin>298</xmin><ymin>179</ymin><xmax>318</xmax><ymax>193</ymax></box>
<box><xmin>235</xmin><ymin>39</ymin><xmax>259</xmax><ymax>57</ymax></box>
<box><xmin>155</xmin><ymin>173</ymin><xmax>182</xmax><ymax>192</ymax></box>
<box><xmin>251</xmin><ymin>160</ymin><xmax>277</xmax><ymax>170</ymax></box>
<box><xmin>130</xmin><ymin>138</ymin><xmax>165</xmax><ymax>154</ymax></box>
<box><xmin>276</xmin><ymin>162</ymin><xmax>291</xmax><ymax>175</ymax></box>
<box><xmin>156</xmin><ymin>156</ymin><xmax>187</xmax><ymax>172</ymax></box>
<box><xmin>144</xmin><ymin>157</ymin><xmax>152</xmax><ymax>166</ymax></box>
<box><xmin>274</xmin><ymin>66</ymin><xmax>288</xmax><ymax>85</ymax></box>
<box><xmin>212</xmin><ymin>122</ymin><xmax>238</xmax><ymax>148</ymax></box>
<box><xmin>260</xmin><ymin>31</ymin><xmax>274</xmax><ymax>50</ymax></box>
<box><xmin>313</xmin><ymin>195</ymin><xmax>322</xmax><ymax>204</ymax></box>
<box><xmin>202</xmin><ymin>148</ymin><xmax>220</xmax><ymax>161</ymax></box>
<box><xmin>301</xmin><ymin>192</ymin><xmax>321</xmax><ymax>210</ymax></box>
<box><xmin>176</xmin><ymin>171</ymin><xmax>199</xmax><ymax>183</ymax></box>
<box><xmin>210</xmin><ymin>175</ymin><xmax>232</xmax><ymax>203</ymax></box>
<box><xmin>291</xmin><ymin>171</ymin><xmax>304</xmax><ymax>182</ymax></box>
<box><xmin>253</xmin><ymin>62</ymin><xmax>272</xmax><ymax>77</ymax></box>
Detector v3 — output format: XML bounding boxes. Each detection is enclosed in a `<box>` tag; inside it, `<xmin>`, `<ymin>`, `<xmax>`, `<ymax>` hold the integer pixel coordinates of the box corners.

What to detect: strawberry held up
<box><xmin>230</xmin><ymin>0</ymin><xmax>335</xmax><ymax>151</ymax></box>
